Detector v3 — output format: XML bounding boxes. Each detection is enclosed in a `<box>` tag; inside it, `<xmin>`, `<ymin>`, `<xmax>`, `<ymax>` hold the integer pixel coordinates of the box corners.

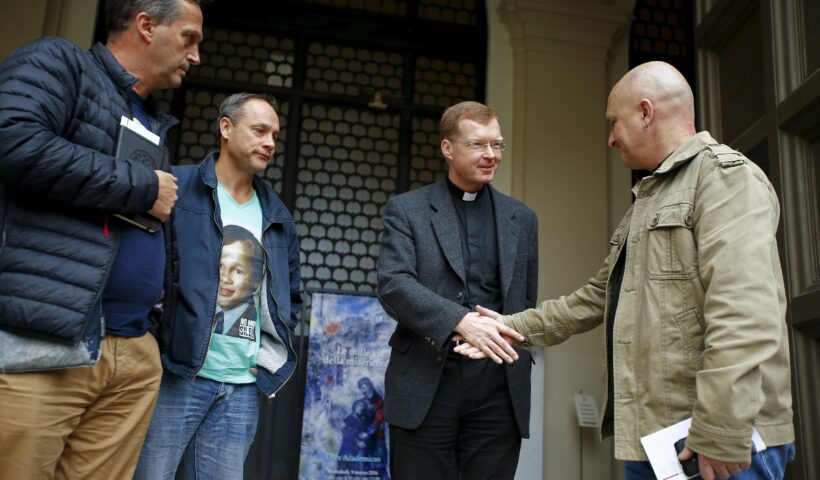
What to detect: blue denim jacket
<box><xmin>161</xmin><ymin>153</ymin><xmax>302</xmax><ymax>397</ymax></box>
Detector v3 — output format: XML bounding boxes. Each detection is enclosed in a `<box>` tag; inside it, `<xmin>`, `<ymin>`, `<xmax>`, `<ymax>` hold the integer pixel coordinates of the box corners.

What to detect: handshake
<box><xmin>451</xmin><ymin>305</ymin><xmax>525</xmax><ymax>365</ymax></box>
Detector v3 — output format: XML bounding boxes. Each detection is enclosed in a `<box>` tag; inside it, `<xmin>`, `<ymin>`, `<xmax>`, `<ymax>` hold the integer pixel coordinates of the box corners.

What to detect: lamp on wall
<box><xmin>367</xmin><ymin>90</ymin><xmax>388</xmax><ymax>110</ymax></box>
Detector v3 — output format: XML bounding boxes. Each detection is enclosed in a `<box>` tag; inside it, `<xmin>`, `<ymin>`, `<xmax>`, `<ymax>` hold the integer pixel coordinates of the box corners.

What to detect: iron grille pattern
<box><xmin>631</xmin><ymin>0</ymin><xmax>692</xmax><ymax>60</ymax></box>
<box><xmin>305</xmin><ymin>42</ymin><xmax>404</xmax><ymax>98</ymax></box>
<box><xmin>418</xmin><ymin>0</ymin><xmax>477</xmax><ymax>25</ymax></box>
<box><xmin>303</xmin><ymin>0</ymin><xmax>408</xmax><ymax>15</ymax></box>
<box><xmin>196</xmin><ymin>28</ymin><xmax>296</xmax><ymax>88</ymax></box>
<box><xmin>629</xmin><ymin>0</ymin><xmax>695</xmax><ymax>183</ymax></box>
<box><xmin>415</xmin><ymin>56</ymin><xmax>478</xmax><ymax>107</ymax></box>
<box><xmin>295</xmin><ymin>104</ymin><xmax>399</xmax><ymax>293</ymax></box>
<box><xmin>410</xmin><ymin>116</ymin><xmax>447</xmax><ymax>190</ymax></box>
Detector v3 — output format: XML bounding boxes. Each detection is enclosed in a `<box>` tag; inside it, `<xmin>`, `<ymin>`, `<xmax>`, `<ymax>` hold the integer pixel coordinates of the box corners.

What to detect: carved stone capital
<box><xmin>499</xmin><ymin>0</ymin><xmax>632</xmax><ymax>61</ymax></box>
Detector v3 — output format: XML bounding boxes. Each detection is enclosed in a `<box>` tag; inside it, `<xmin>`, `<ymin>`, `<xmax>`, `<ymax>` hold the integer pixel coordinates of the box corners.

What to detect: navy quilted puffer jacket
<box><xmin>0</xmin><ymin>38</ymin><xmax>177</xmax><ymax>371</ymax></box>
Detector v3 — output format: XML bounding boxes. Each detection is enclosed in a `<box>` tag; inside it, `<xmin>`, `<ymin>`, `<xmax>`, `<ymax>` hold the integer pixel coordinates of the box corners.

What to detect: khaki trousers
<box><xmin>0</xmin><ymin>333</ymin><xmax>162</xmax><ymax>480</ymax></box>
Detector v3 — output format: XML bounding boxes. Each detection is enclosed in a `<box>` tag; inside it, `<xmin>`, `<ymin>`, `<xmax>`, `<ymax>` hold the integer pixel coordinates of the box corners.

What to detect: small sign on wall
<box><xmin>573</xmin><ymin>393</ymin><xmax>600</xmax><ymax>428</ymax></box>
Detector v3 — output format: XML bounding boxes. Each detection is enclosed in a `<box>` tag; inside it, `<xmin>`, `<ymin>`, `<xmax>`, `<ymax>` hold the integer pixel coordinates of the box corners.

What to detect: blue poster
<box><xmin>299</xmin><ymin>292</ymin><xmax>394</xmax><ymax>480</ymax></box>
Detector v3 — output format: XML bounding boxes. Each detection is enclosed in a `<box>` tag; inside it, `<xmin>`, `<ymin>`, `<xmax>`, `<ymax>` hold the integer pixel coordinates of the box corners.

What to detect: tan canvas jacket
<box><xmin>507</xmin><ymin>132</ymin><xmax>794</xmax><ymax>462</ymax></box>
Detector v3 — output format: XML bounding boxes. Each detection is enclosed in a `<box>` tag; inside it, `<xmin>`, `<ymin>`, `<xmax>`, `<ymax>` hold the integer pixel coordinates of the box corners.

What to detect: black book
<box><xmin>112</xmin><ymin>123</ymin><xmax>169</xmax><ymax>234</ymax></box>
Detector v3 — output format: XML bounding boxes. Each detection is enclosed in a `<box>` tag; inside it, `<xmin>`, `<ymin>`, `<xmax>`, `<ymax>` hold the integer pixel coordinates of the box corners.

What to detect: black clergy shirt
<box><xmin>446</xmin><ymin>177</ymin><xmax>503</xmax><ymax>313</ymax></box>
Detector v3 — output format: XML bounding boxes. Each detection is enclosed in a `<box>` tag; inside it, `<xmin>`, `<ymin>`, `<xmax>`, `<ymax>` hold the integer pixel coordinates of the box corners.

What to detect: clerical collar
<box><xmin>446</xmin><ymin>177</ymin><xmax>484</xmax><ymax>202</ymax></box>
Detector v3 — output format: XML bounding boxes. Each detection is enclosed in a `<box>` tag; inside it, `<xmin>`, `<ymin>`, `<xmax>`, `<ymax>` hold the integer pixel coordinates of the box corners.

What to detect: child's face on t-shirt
<box><xmin>218</xmin><ymin>241</ymin><xmax>254</xmax><ymax>310</ymax></box>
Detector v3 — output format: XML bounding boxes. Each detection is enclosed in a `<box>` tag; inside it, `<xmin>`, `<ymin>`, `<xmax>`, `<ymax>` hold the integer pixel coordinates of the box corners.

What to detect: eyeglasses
<box><xmin>450</xmin><ymin>139</ymin><xmax>507</xmax><ymax>152</ymax></box>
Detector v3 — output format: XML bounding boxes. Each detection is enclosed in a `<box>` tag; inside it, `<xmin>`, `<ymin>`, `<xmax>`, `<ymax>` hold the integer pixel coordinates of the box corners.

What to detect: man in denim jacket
<box><xmin>135</xmin><ymin>93</ymin><xmax>302</xmax><ymax>480</ymax></box>
<box><xmin>459</xmin><ymin>62</ymin><xmax>794</xmax><ymax>480</ymax></box>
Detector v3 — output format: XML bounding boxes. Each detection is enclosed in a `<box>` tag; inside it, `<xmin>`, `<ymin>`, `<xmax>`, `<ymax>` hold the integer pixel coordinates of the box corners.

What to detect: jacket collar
<box><xmin>430</xmin><ymin>179</ymin><xmax>466</xmax><ymax>282</ymax></box>
<box><xmin>653</xmin><ymin>131</ymin><xmax>718</xmax><ymax>175</ymax></box>
<box><xmin>91</xmin><ymin>42</ymin><xmax>137</xmax><ymax>93</ymax></box>
<box><xmin>90</xmin><ymin>42</ymin><xmax>179</xmax><ymax>135</ymax></box>
<box><xmin>197</xmin><ymin>151</ymin><xmax>293</xmax><ymax>223</ymax></box>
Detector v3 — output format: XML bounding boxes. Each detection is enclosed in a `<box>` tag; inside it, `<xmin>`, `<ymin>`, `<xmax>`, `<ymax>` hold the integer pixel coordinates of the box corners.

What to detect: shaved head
<box><xmin>606</xmin><ymin>61</ymin><xmax>697</xmax><ymax>170</ymax></box>
<box><xmin>613</xmin><ymin>61</ymin><xmax>695</xmax><ymax>125</ymax></box>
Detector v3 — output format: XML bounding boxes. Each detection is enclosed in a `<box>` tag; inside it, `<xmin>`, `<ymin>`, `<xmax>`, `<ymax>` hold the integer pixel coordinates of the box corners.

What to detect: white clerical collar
<box><xmin>446</xmin><ymin>177</ymin><xmax>484</xmax><ymax>202</ymax></box>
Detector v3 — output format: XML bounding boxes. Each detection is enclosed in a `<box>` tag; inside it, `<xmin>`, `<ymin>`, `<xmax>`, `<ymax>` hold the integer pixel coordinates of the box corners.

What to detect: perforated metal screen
<box><xmin>631</xmin><ymin>0</ymin><xmax>691</xmax><ymax>58</ymax></box>
<box><xmin>295</xmin><ymin>105</ymin><xmax>399</xmax><ymax>292</ymax></box>
<box><xmin>628</xmin><ymin>0</ymin><xmax>695</xmax><ymax>183</ymax></box>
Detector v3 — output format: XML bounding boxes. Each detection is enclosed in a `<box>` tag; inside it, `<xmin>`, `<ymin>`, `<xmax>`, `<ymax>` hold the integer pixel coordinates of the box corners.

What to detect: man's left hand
<box><xmin>678</xmin><ymin>447</ymin><xmax>751</xmax><ymax>480</ymax></box>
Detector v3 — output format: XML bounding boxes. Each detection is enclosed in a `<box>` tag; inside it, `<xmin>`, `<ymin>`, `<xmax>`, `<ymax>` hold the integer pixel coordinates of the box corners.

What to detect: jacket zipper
<box><xmin>262</xmin><ymin>220</ymin><xmax>298</xmax><ymax>399</ymax></box>
<box><xmin>89</xmin><ymin>223</ymin><xmax>123</xmax><ymax>348</ymax></box>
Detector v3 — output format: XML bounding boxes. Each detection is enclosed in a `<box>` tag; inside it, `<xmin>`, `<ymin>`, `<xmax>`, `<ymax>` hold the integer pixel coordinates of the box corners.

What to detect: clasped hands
<box><xmin>451</xmin><ymin>305</ymin><xmax>523</xmax><ymax>365</ymax></box>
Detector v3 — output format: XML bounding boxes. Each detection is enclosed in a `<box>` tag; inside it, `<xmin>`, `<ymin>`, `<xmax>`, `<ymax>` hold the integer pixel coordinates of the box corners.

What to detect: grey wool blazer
<box><xmin>377</xmin><ymin>178</ymin><xmax>539</xmax><ymax>437</ymax></box>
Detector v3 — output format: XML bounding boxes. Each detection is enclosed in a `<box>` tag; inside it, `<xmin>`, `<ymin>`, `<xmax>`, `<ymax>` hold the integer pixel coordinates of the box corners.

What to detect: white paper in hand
<box><xmin>640</xmin><ymin>417</ymin><xmax>766</xmax><ymax>480</ymax></box>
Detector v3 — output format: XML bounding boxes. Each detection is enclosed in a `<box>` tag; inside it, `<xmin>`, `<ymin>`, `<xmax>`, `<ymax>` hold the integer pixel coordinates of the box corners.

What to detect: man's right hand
<box><xmin>148</xmin><ymin>170</ymin><xmax>178</xmax><ymax>221</ymax></box>
<box><xmin>453</xmin><ymin>311</ymin><xmax>525</xmax><ymax>365</ymax></box>
<box><xmin>453</xmin><ymin>306</ymin><xmax>524</xmax><ymax>361</ymax></box>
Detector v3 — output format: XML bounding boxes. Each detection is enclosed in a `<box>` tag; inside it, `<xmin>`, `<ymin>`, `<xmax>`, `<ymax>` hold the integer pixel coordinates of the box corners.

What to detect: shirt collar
<box><xmin>446</xmin><ymin>176</ymin><xmax>484</xmax><ymax>202</ymax></box>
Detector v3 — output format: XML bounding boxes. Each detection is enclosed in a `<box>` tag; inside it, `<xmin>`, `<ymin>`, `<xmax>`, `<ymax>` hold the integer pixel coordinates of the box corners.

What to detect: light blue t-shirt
<box><xmin>198</xmin><ymin>184</ymin><xmax>264</xmax><ymax>384</ymax></box>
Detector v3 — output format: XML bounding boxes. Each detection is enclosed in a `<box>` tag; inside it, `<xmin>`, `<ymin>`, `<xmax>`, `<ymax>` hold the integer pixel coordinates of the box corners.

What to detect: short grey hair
<box><xmin>216</xmin><ymin>92</ymin><xmax>278</xmax><ymax>139</ymax></box>
<box><xmin>106</xmin><ymin>0</ymin><xmax>200</xmax><ymax>37</ymax></box>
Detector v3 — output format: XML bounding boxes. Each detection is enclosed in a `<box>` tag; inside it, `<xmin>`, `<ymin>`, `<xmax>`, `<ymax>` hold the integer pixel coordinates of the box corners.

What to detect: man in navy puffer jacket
<box><xmin>0</xmin><ymin>1</ymin><xmax>202</xmax><ymax>478</ymax></box>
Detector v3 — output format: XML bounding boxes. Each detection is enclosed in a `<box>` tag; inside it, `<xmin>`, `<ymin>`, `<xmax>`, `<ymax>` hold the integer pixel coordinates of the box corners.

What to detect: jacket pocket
<box><xmin>673</xmin><ymin>308</ymin><xmax>705</xmax><ymax>368</ymax></box>
<box><xmin>646</xmin><ymin>203</ymin><xmax>697</xmax><ymax>279</ymax></box>
<box><xmin>662</xmin><ymin>307</ymin><xmax>704</xmax><ymax>407</ymax></box>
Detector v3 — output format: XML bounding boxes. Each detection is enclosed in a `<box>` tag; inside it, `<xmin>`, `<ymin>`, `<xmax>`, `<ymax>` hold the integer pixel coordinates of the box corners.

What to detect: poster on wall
<box><xmin>299</xmin><ymin>292</ymin><xmax>395</xmax><ymax>480</ymax></box>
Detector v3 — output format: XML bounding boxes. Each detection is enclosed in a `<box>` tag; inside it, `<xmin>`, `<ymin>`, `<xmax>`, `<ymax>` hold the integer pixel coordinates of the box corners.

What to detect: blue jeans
<box><xmin>625</xmin><ymin>443</ymin><xmax>795</xmax><ymax>480</ymax></box>
<box><xmin>134</xmin><ymin>372</ymin><xmax>259</xmax><ymax>480</ymax></box>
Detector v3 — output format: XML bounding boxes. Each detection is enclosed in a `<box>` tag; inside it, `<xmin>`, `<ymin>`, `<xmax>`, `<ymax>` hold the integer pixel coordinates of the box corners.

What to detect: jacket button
<box><xmin>613</xmin><ymin>234</ymin><xmax>621</xmax><ymax>244</ymax></box>
<box><xmin>435</xmin><ymin>356</ymin><xmax>443</xmax><ymax>365</ymax></box>
<box><xmin>456</xmin><ymin>291</ymin><xmax>464</xmax><ymax>299</ymax></box>
<box><xmin>685</xmin><ymin>214</ymin><xmax>694</xmax><ymax>226</ymax></box>
<box><xmin>649</xmin><ymin>215</ymin><xmax>659</xmax><ymax>227</ymax></box>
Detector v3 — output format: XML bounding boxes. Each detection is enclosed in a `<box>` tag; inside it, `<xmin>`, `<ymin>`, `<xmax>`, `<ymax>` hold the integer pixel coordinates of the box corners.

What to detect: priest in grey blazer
<box><xmin>377</xmin><ymin>101</ymin><xmax>538</xmax><ymax>480</ymax></box>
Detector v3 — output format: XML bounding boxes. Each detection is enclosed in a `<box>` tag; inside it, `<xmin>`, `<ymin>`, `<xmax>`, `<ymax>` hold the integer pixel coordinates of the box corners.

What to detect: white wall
<box><xmin>0</xmin><ymin>0</ymin><xmax>97</xmax><ymax>60</ymax></box>
<box><xmin>0</xmin><ymin>0</ymin><xmax>48</xmax><ymax>59</ymax></box>
<box><xmin>487</xmin><ymin>0</ymin><xmax>515</xmax><ymax>195</ymax></box>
